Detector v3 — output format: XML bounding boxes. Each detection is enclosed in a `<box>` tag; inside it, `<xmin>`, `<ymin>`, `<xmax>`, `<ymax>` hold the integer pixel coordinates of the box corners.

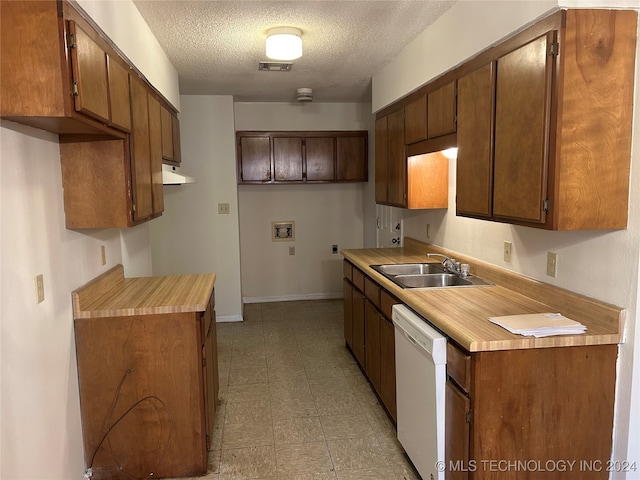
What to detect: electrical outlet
<box><xmin>503</xmin><ymin>241</ymin><xmax>512</xmax><ymax>263</ymax></box>
<box><xmin>332</xmin><ymin>244</ymin><xmax>338</xmax><ymax>254</ymax></box>
<box><xmin>289</xmin><ymin>246</ymin><xmax>295</xmax><ymax>255</ymax></box>
<box><xmin>218</xmin><ymin>203</ymin><xmax>230</xmax><ymax>214</ymax></box>
<box><xmin>35</xmin><ymin>274</ymin><xmax>44</xmax><ymax>304</ymax></box>
<box><xmin>100</xmin><ymin>245</ymin><xmax>106</xmax><ymax>266</ymax></box>
<box><xmin>547</xmin><ymin>252</ymin><xmax>558</xmax><ymax>278</ymax></box>
<box><xmin>426</xmin><ymin>224</ymin><xmax>431</xmax><ymax>239</ymax></box>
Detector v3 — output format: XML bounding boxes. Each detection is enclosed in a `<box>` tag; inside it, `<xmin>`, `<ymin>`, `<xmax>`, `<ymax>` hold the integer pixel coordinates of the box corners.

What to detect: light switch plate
<box><xmin>35</xmin><ymin>274</ymin><xmax>44</xmax><ymax>304</ymax></box>
<box><xmin>218</xmin><ymin>203</ymin><xmax>230</xmax><ymax>214</ymax></box>
<box><xmin>503</xmin><ymin>241</ymin><xmax>512</xmax><ymax>262</ymax></box>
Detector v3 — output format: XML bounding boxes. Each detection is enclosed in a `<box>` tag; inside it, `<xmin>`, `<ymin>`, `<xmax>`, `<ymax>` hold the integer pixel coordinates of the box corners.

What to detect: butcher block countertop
<box><xmin>72</xmin><ymin>264</ymin><xmax>216</xmax><ymax>319</ymax></box>
<box><xmin>343</xmin><ymin>238</ymin><xmax>624</xmax><ymax>352</ymax></box>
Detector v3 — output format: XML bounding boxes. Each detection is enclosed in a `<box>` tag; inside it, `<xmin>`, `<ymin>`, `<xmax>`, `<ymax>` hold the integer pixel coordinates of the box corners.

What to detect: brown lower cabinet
<box><xmin>343</xmin><ymin>260</ymin><xmax>399</xmax><ymax>421</ymax></box>
<box><xmin>344</xmin><ymin>260</ymin><xmax>617</xmax><ymax>479</ymax></box>
<box><xmin>74</xmin><ymin>291</ymin><xmax>218</xmax><ymax>479</ymax></box>
<box><xmin>445</xmin><ymin>340</ymin><xmax>616</xmax><ymax>480</ymax></box>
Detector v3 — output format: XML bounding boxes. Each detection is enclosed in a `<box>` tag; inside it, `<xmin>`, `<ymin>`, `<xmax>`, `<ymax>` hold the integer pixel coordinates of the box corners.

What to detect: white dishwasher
<box><xmin>392</xmin><ymin>304</ymin><xmax>447</xmax><ymax>480</ymax></box>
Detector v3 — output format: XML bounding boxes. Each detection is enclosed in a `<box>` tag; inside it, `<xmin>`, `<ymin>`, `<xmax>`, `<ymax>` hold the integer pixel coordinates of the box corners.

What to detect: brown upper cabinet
<box><xmin>236</xmin><ymin>131</ymin><xmax>368</xmax><ymax>184</ymax></box>
<box><xmin>376</xmin><ymin>106</ymin><xmax>449</xmax><ymax>209</ymax></box>
<box><xmin>2</xmin><ymin>0</ymin><xmax>182</xmax><ymax>229</ymax></box>
<box><xmin>375</xmin><ymin>108</ymin><xmax>407</xmax><ymax>206</ymax></box>
<box><xmin>404</xmin><ymin>95</ymin><xmax>427</xmax><ymax>144</ymax></box>
<box><xmin>456</xmin><ymin>63</ymin><xmax>494</xmax><ymax>219</ymax></box>
<box><xmin>161</xmin><ymin>105</ymin><xmax>181</xmax><ymax>164</ymax></box>
<box><xmin>59</xmin><ymin>79</ymin><xmax>165</xmax><ymax>229</ymax></box>
<box><xmin>456</xmin><ymin>10</ymin><xmax>637</xmax><ymax>230</ymax></box>
<box><xmin>427</xmin><ymin>81</ymin><xmax>457</xmax><ymax>138</ymax></box>
<box><xmin>0</xmin><ymin>1</ymin><xmax>133</xmax><ymax>136</ymax></box>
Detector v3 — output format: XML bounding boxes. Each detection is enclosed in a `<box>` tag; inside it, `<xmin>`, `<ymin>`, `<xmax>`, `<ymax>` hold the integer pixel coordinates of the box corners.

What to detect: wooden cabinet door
<box><xmin>69</xmin><ymin>21</ymin><xmax>110</xmax><ymax>123</ymax></box>
<box><xmin>161</xmin><ymin>105</ymin><xmax>175</xmax><ymax>161</ymax></box>
<box><xmin>493</xmin><ymin>32</ymin><xmax>555</xmax><ymax>223</ymax></box>
<box><xmin>147</xmin><ymin>95</ymin><xmax>164</xmax><ymax>215</ymax></box>
<box><xmin>445</xmin><ymin>381</ymin><xmax>471</xmax><ymax>480</ymax></box>
<box><xmin>456</xmin><ymin>63</ymin><xmax>494</xmax><ymax>218</ymax></box>
<box><xmin>405</xmin><ymin>94</ymin><xmax>427</xmax><ymax>144</ymax></box>
<box><xmin>274</xmin><ymin>137</ymin><xmax>303</xmax><ymax>181</ymax></box>
<box><xmin>107</xmin><ymin>56</ymin><xmax>131</xmax><ymax>132</ymax></box>
<box><xmin>343</xmin><ymin>279</ymin><xmax>354</xmax><ymax>349</ymax></box>
<box><xmin>364</xmin><ymin>301</ymin><xmax>381</xmax><ymax>393</ymax></box>
<box><xmin>352</xmin><ymin>291</ymin><xmax>366</xmax><ymax>367</ymax></box>
<box><xmin>427</xmin><ymin>81</ymin><xmax>457</xmax><ymax>138</ymax></box>
<box><xmin>379</xmin><ymin>315</ymin><xmax>396</xmax><ymax>421</ymax></box>
<box><xmin>239</xmin><ymin>136</ymin><xmax>271</xmax><ymax>182</ymax></box>
<box><xmin>306</xmin><ymin>137</ymin><xmax>335</xmax><ymax>181</ymax></box>
<box><xmin>375</xmin><ymin>116</ymin><xmax>389</xmax><ymax>204</ymax></box>
<box><xmin>129</xmin><ymin>76</ymin><xmax>153</xmax><ymax>220</ymax></box>
<box><xmin>172</xmin><ymin>115</ymin><xmax>182</xmax><ymax>164</ymax></box>
<box><xmin>203</xmin><ymin>299</ymin><xmax>218</xmax><ymax>450</ymax></box>
<box><xmin>337</xmin><ymin>135</ymin><xmax>367</xmax><ymax>181</ymax></box>
<box><xmin>387</xmin><ymin>108</ymin><xmax>407</xmax><ymax>207</ymax></box>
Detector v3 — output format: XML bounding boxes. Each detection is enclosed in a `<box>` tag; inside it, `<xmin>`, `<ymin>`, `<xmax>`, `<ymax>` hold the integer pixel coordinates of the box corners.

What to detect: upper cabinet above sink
<box><xmin>375</xmin><ymin>9</ymin><xmax>637</xmax><ymax>230</ymax></box>
<box><xmin>456</xmin><ymin>10</ymin><xmax>637</xmax><ymax>230</ymax></box>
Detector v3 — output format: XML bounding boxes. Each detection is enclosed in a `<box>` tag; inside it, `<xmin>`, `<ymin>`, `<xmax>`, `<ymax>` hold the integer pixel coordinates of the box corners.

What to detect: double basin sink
<box><xmin>370</xmin><ymin>262</ymin><xmax>493</xmax><ymax>289</ymax></box>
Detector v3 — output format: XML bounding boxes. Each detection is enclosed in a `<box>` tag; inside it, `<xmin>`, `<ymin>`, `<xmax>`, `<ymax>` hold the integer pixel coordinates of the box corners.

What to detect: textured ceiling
<box><xmin>132</xmin><ymin>0</ymin><xmax>456</xmax><ymax>103</ymax></box>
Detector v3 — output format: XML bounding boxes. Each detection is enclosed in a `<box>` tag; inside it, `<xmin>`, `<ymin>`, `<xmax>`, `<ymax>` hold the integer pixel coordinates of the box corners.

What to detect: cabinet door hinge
<box><xmin>202</xmin><ymin>357</ymin><xmax>206</xmax><ymax>367</ymax></box>
<box><xmin>71</xmin><ymin>82</ymin><xmax>79</xmax><ymax>97</ymax></box>
<box><xmin>543</xmin><ymin>199</ymin><xmax>550</xmax><ymax>213</ymax></box>
<box><xmin>466</xmin><ymin>409</ymin><xmax>473</xmax><ymax>424</ymax></box>
<box><xmin>548</xmin><ymin>41</ymin><xmax>559</xmax><ymax>57</ymax></box>
<box><xmin>66</xmin><ymin>33</ymin><xmax>76</xmax><ymax>49</ymax></box>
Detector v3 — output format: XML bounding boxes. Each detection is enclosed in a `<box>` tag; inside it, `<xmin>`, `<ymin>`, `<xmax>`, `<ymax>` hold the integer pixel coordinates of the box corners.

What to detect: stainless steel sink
<box><xmin>370</xmin><ymin>263</ymin><xmax>493</xmax><ymax>289</ymax></box>
<box><xmin>394</xmin><ymin>273</ymin><xmax>472</xmax><ymax>288</ymax></box>
<box><xmin>371</xmin><ymin>263</ymin><xmax>445</xmax><ymax>276</ymax></box>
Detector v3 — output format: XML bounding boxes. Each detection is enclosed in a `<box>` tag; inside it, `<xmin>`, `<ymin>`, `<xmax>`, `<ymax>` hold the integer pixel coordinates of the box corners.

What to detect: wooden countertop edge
<box><xmin>72</xmin><ymin>265</ymin><xmax>216</xmax><ymax>319</ymax></box>
<box><xmin>342</xmin><ymin>238</ymin><xmax>624</xmax><ymax>352</ymax></box>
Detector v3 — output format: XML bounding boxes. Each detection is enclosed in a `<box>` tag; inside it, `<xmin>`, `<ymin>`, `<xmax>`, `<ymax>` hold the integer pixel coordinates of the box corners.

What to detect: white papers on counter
<box><xmin>488</xmin><ymin>313</ymin><xmax>586</xmax><ymax>338</ymax></box>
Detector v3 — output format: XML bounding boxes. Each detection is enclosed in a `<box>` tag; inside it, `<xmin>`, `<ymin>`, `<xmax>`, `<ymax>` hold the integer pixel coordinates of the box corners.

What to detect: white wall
<box><xmin>149</xmin><ymin>96</ymin><xmax>243</xmax><ymax>321</ymax></box>
<box><xmin>372</xmin><ymin>2</ymin><xmax>640</xmax><ymax>476</ymax></box>
<box><xmin>0</xmin><ymin>121</ymin><xmax>129</xmax><ymax>479</ymax></box>
<box><xmin>1</xmin><ymin>1</ymin><xmax>179</xmax><ymax>477</ymax></box>
<box><xmin>234</xmin><ymin>102</ymin><xmax>374</xmax><ymax>301</ymax></box>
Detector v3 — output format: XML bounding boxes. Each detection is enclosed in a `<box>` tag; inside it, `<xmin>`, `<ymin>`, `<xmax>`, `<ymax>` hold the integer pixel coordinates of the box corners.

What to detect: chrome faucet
<box><xmin>426</xmin><ymin>253</ymin><xmax>469</xmax><ymax>277</ymax></box>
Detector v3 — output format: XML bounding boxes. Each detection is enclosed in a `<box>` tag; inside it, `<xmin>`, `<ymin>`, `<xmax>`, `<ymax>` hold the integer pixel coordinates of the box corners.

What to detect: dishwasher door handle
<box><xmin>402</xmin><ymin>329</ymin><xmax>420</xmax><ymax>347</ymax></box>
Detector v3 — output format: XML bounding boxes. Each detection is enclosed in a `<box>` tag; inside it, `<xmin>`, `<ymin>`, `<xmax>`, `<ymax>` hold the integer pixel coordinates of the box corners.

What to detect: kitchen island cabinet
<box><xmin>342</xmin><ymin>239</ymin><xmax>623</xmax><ymax>479</ymax></box>
<box><xmin>72</xmin><ymin>265</ymin><xmax>218</xmax><ymax>480</ymax></box>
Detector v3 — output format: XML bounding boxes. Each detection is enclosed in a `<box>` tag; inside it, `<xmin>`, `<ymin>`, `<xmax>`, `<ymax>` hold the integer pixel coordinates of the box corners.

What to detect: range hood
<box><xmin>162</xmin><ymin>164</ymin><xmax>196</xmax><ymax>185</ymax></box>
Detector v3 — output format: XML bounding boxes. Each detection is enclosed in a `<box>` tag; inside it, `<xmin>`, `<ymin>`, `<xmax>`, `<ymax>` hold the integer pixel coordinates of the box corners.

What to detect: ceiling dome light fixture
<box><xmin>266</xmin><ymin>27</ymin><xmax>303</xmax><ymax>61</ymax></box>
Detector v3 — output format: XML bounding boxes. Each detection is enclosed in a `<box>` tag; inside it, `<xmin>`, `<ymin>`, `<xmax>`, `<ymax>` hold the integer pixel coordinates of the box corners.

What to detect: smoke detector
<box><xmin>296</xmin><ymin>88</ymin><xmax>313</xmax><ymax>102</ymax></box>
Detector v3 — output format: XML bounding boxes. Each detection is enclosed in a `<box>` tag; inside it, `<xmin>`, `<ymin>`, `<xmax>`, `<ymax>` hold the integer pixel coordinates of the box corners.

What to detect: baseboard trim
<box><xmin>216</xmin><ymin>314</ymin><xmax>244</xmax><ymax>323</ymax></box>
<box><xmin>243</xmin><ymin>292</ymin><xmax>343</xmax><ymax>304</ymax></box>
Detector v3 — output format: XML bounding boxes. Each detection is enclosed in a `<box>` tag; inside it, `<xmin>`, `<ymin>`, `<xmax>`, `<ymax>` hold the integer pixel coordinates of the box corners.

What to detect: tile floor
<box><xmin>179</xmin><ymin>299</ymin><xmax>420</xmax><ymax>480</ymax></box>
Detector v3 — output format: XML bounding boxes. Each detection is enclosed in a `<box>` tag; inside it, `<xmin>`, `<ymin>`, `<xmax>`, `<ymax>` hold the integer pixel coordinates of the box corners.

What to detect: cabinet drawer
<box><xmin>380</xmin><ymin>289</ymin><xmax>400</xmax><ymax>319</ymax></box>
<box><xmin>447</xmin><ymin>342</ymin><xmax>471</xmax><ymax>393</ymax></box>
<box><xmin>364</xmin><ymin>277</ymin><xmax>380</xmax><ymax>308</ymax></box>
<box><xmin>343</xmin><ymin>260</ymin><xmax>353</xmax><ymax>282</ymax></box>
<box><xmin>352</xmin><ymin>268</ymin><xmax>365</xmax><ymax>292</ymax></box>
